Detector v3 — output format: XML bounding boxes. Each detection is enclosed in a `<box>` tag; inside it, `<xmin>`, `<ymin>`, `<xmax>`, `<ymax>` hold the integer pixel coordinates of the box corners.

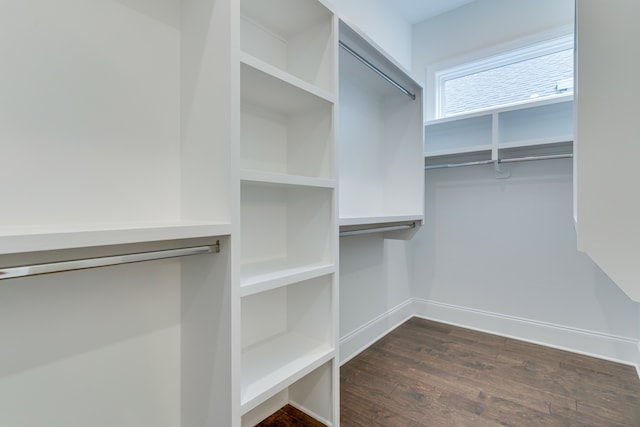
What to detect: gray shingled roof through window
<box><xmin>444</xmin><ymin>48</ymin><xmax>573</xmax><ymax>116</ymax></box>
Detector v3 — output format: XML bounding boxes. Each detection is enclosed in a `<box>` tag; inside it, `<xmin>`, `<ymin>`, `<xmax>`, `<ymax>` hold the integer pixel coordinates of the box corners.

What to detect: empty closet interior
<box><xmin>2</xmin><ymin>1</ymin><xmax>639</xmax><ymax>426</ymax></box>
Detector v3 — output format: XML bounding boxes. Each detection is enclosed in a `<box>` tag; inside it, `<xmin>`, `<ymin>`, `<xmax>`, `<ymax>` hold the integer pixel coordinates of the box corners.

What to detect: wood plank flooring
<box><xmin>340</xmin><ymin>317</ymin><xmax>640</xmax><ymax>426</ymax></box>
<box><xmin>256</xmin><ymin>404</ymin><xmax>327</xmax><ymax>427</ymax></box>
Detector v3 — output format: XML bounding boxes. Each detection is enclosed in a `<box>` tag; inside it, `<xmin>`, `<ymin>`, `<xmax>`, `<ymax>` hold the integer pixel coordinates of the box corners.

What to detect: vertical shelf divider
<box><xmin>235</xmin><ymin>1</ymin><xmax>339</xmax><ymax>425</ymax></box>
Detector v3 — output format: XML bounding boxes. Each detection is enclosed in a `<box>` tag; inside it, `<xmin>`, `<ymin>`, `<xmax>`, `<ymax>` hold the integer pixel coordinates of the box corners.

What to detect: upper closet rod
<box><xmin>339</xmin><ymin>41</ymin><xmax>416</xmax><ymax>100</ymax></box>
<box><xmin>0</xmin><ymin>243</ymin><xmax>219</xmax><ymax>280</ymax></box>
<box><xmin>425</xmin><ymin>159</ymin><xmax>494</xmax><ymax>170</ymax></box>
<box><xmin>425</xmin><ymin>153</ymin><xmax>573</xmax><ymax>170</ymax></box>
<box><xmin>500</xmin><ymin>153</ymin><xmax>573</xmax><ymax>163</ymax></box>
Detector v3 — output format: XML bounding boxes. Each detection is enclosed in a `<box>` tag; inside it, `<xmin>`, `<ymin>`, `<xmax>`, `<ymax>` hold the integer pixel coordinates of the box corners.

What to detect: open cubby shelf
<box><xmin>240</xmin><ymin>181</ymin><xmax>333</xmax><ymax>280</ymax></box>
<box><xmin>240</xmin><ymin>275</ymin><xmax>334</xmax><ymax>414</ymax></box>
<box><xmin>241</xmin><ymin>0</ymin><xmax>334</xmax><ymax>93</ymax></box>
<box><xmin>240</xmin><ymin>60</ymin><xmax>335</xmax><ymax>181</ymax></box>
<box><xmin>425</xmin><ymin>96</ymin><xmax>574</xmax><ymax>163</ymax></box>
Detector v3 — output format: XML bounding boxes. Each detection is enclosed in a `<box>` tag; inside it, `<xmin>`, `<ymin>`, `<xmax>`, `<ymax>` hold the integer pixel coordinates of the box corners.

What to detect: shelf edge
<box><xmin>0</xmin><ymin>222</ymin><xmax>232</xmax><ymax>255</ymax></box>
<box><xmin>240</xmin><ymin>170</ymin><xmax>335</xmax><ymax>189</ymax></box>
<box><xmin>338</xmin><ymin>215</ymin><xmax>424</xmax><ymax>227</ymax></box>
<box><xmin>240</xmin><ymin>51</ymin><xmax>336</xmax><ymax>104</ymax></box>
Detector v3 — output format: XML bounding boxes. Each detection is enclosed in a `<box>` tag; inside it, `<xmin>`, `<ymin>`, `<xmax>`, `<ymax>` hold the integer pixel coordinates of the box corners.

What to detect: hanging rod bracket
<box><xmin>493</xmin><ymin>160</ymin><xmax>511</xmax><ymax>179</ymax></box>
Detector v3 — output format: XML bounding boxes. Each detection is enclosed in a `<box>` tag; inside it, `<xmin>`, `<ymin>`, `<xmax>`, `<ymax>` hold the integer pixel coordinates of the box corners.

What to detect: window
<box><xmin>434</xmin><ymin>34</ymin><xmax>574</xmax><ymax>118</ymax></box>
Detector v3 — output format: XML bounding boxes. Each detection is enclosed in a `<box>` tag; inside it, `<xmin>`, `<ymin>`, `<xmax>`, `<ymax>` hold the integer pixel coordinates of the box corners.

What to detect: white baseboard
<box><xmin>636</xmin><ymin>341</ymin><xmax>640</xmax><ymax>379</ymax></box>
<box><xmin>339</xmin><ymin>299</ymin><xmax>414</xmax><ymax>365</ymax></box>
<box><xmin>339</xmin><ymin>298</ymin><xmax>640</xmax><ymax>377</ymax></box>
<box><xmin>413</xmin><ymin>299</ymin><xmax>639</xmax><ymax>370</ymax></box>
<box><xmin>288</xmin><ymin>401</ymin><xmax>333</xmax><ymax>427</ymax></box>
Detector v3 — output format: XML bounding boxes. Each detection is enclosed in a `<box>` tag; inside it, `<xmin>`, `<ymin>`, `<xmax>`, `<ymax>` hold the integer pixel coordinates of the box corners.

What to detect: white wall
<box><xmin>412</xmin><ymin>162</ymin><xmax>639</xmax><ymax>359</ymax></box>
<box><xmin>329</xmin><ymin>0</ymin><xmax>412</xmax><ymax>70</ymax></box>
<box><xmin>411</xmin><ymin>0</ymin><xmax>640</xmax><ymax>364</ymax></box>
<box><xmin>412</xmin><ymin>0</ymin><xmax>575</xmax><ymax>80</ymax></box>
<box><xmin>339</xmin><ymin>235</ymin><xmax>413</xmax><ymax>359</ymax></box>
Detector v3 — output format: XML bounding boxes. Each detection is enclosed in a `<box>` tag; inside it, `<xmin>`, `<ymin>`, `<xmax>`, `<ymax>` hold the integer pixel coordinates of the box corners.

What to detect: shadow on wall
<box><xmin>0</xmin><ymin>259</ymin><xmax>182</xmax><ymax>378</ymax></box>
<box><xmin>115</xmin><ymin>0</ymin><xmax>180</xmax><ymax>28</ymax></box>
<box><xmin>340</xmin><ymin>233</ymin><xmax>386</xmax><ymax>276</ymax></box>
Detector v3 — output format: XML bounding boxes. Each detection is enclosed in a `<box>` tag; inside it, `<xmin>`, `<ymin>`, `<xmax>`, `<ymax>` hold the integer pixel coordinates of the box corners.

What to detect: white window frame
<box><xmin>425</xmin><ymin>27</ymin><xmax>574</xmax><ymax>120</ymax></box>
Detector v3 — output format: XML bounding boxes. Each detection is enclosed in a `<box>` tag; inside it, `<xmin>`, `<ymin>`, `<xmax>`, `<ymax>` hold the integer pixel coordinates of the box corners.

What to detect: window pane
<box><xmin>442</xmin><ymin>48</ymin><xmax>573</xmax><ymax>117</ymax></box>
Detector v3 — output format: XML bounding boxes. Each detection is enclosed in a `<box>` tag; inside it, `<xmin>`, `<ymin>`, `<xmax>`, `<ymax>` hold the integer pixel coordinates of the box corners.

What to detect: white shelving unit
<box><xmin>338</xmin><ymin>21</ymin><xmax>425</xmax><ymax>236</ymax></box>
<box><xmin>0</xmin><ymin>1</ymin><xmax>233</xmax><ymax>426</ymax></box>
<box><xmin>237</xmin><ymin>0</ymin><xmax>338</xmax><ymax>425</ymax></box>
<box><xmin>2</xmin><ymin>1</ymin><xmax>432</xmax><ymax>425</ymax></box>
<box><xmin>425</xmin><ymin>96</ymin><xmax>574</xmax><ymax>167</ymax></box>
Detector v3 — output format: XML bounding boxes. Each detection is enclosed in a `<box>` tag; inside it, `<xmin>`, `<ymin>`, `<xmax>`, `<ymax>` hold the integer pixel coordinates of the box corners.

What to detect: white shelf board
<box><xmin>425</xmin><ymin>144</ymin><xmax>493</xmax><ymax>158</ymax></box>
<box><xmin>495</xmin><ymin>94</ymin><xmax>572</xmax><ymax>114</ymax></box>
<box><xmin>241</xmin><ymin>0</ymin><xmax>332</xmax><ymax>43</ymax></box>
<box><xmin>240</xmin><ymin>259</ymin><xmax>335</xmax><ymax>295</ymax></box>
<box><xmin>241</xmin><ymin>54</ymin><xmax>335</xmax><ymax>111</ymax></box>
<box><xmin>424</xmin><ymin>93</ymin><xmax>573</xmax><ymax>125</ymax></box>
<box><xmin>0</xmin><ymin>221</ymin><xmax>231</xmax><ymax>255</ymax></box>
<box><xmin>240</xmin><ymin>331</ymin><xmax>334</xmax><ymax>414</ymax></box>
<box><xmin>425</xmin><ymin>111</ymin><xmax>493</xmax><ymax>126</ymax></box>
<box><xmin>498</xmin><ymin>136</ymin><xmax>573</xmax><ymax>150</ymax></box>
<box><xmin>240</xmin><ymin>170</ymin><xmax>335</xmax><ymax>189</ymax></box>
<box><xmin>338</xmin><ymin>215</ymin><xmax>423</xmax><ymax>227</ymax></box>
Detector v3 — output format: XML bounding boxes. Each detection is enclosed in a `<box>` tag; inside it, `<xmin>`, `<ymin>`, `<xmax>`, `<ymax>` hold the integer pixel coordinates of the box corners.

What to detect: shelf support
<box><xmin>494</xmin><ymin>160</ymin><xmax>511</xmax><ymax>179</ymax></box>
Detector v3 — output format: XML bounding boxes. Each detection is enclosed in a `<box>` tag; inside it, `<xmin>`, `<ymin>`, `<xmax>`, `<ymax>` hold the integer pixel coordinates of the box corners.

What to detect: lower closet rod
<box><xmin>340</xmin><ymin>222</ymin><xmax>416</xmax><ymax>237</ymax></box>
<box><xmin>425</xmin><ymin>159</ymin><xmax>494</xmax><ymax>170</ymax></box>
<box><xmin>0</xmin><ymin>244</ymin><xmax>217</xmax><ymax>280</ymax></box>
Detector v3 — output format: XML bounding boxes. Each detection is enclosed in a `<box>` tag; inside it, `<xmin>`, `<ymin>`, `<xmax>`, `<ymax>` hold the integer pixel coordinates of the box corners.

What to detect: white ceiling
<box><xmin>390</xmin><ymin>0</ymin><xmax>476</xmax><ymax>24</ymax></box>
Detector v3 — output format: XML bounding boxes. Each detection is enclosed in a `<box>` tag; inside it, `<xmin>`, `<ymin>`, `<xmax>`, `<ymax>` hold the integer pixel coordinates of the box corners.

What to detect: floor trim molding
<box><xmin>340</xmin><ymin>298</ymin><xmax>640</xmax><ymax>378</ymax></box>
<box><xmin>413</xmin><ymin>299</ymin><xmax>638</xmax><ymax>368</ymax></box>
<box><xmin>339</xmin><ymin>299</ymin><xmax>414</xmax><ymax>365</ymax></box>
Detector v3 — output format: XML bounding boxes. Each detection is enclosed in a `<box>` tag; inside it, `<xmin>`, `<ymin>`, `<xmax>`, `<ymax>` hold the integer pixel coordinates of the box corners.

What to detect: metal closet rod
<box><xmin>340</xmin><ymin>222</ymin><xmax>416</xmax><ymax>237</ymax></box>
<box><xmin>339</xmin><ymin>41</ymin><xmax>416</xmax><ymax>100</ymax></box>
<box><xmin>0</xmin><ymin>243</ymin><xmax>219</xmax><ymax>281</ymax></box>
<box><xmin>425</xmin><ymin>153</ymin><xmax>573</xmax><ymax>170</ymax></box>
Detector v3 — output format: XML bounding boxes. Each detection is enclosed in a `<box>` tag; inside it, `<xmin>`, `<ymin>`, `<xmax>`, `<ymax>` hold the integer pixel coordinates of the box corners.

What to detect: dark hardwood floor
<box><xmin>340</xmin><ymin>317</ymin><xmax>640</xmax><ymax>426</ymax></box>
<box><xmin>256</xmin><ymin>404</ymin><xmax>327</xmax><ymax>427</ymax></box>
<box><xmin>257</xmin><ymin>317</ymin><xmax>640</xmax><ymax>426</ymax></box>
